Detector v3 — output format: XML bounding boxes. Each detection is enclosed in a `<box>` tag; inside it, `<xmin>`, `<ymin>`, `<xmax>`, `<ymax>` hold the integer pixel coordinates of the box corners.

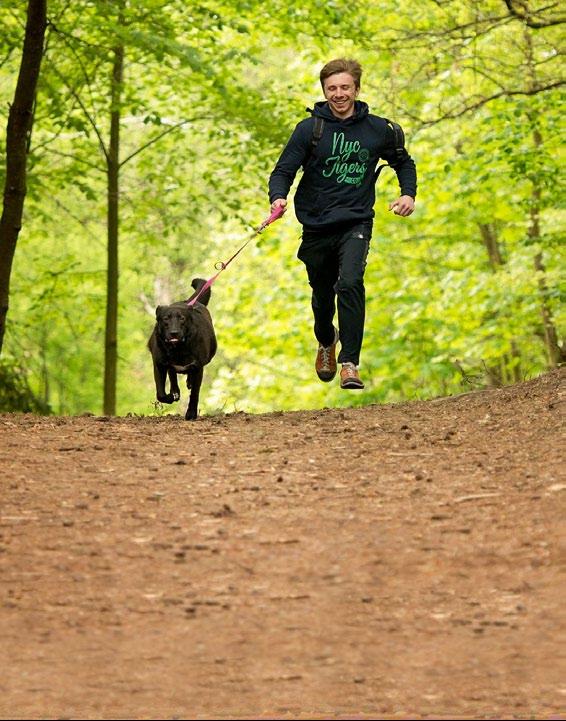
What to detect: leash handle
<box><xmin>255</xmin><ymin>204</ymin><xmax>285</xmax><ymax>233</ymax></box>
<box><xmin>187</xmin><ymin>207</ymin><xmax>285</xmax><ymax>307</ymax></box>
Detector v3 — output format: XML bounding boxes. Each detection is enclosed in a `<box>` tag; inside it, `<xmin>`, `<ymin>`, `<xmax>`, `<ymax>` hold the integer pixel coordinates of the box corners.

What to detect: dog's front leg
<box><xmin>185</xmin><ymin>366</ymin><xmax>203</xmax><ymax>420</ymax></box>
<box><xmin>167</xmin><ymin>368</ymin><xmax>181</xmax><ymax>402</ymax></box>
<box><xmin>154</xmin><ymin>362</ymin><xmax>176</xmax><ymax>404</ymax></box>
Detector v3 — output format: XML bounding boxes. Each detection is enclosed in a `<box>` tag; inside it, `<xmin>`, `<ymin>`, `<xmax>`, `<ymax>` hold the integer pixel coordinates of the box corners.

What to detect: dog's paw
<box><xmin>157</xmin><ymin>393</ymin><xmax>176</xmax><ymax>404</ymax></box>
<box><xmin>172</xmin><ymin>391</ymin><xmax>180</xmax><ymax>402</ymax></box>
<box><xmin>185</xmin><ymin>409</ymin><xmax>198</xmax><ymax>421</ymax></box>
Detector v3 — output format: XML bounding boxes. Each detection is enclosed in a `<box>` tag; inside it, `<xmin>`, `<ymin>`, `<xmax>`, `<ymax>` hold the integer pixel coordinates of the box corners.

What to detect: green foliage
<box><xmin>1</xmin><ymin>0</ymin><xmax>564</xmax><ymax>416</ymax></box>
<box><xmin>0</xmin><ymin>359</ymin><xmax>51</xmax><ymax>414</ymax></box>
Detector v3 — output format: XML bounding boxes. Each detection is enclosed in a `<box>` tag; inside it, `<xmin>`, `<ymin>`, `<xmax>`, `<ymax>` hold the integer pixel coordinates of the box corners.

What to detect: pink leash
<box><xmin>187</xmin><ymin>205</ymin><xmax>285</xmax><ymax>307</ymax></box>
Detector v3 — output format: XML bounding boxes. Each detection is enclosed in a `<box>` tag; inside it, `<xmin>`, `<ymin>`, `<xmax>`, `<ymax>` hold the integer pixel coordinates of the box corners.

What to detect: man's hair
<box><xmin>320</xmin><ymin>58</ymin><xmax>362</xmax><ymax>89</ymax></box>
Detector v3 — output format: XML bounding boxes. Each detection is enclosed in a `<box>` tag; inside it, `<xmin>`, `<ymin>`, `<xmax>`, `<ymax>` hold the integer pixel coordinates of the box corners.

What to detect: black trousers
<box><xmin>297</xmin><ymin>220</ymin><xmax>372</xmax><ymax>366</ymax></box>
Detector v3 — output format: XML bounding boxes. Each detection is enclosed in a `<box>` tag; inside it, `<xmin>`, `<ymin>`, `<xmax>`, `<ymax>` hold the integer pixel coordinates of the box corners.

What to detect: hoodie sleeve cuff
<box><xmin>400</xmin><ymin>188</ymin><xmax>416</xmax><ymax>199</ymax></box>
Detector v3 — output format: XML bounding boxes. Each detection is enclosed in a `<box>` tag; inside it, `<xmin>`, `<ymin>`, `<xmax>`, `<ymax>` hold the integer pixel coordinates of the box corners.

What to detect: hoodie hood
<box><xmin>311</xmin><ymin>100</ymin><xmax>369</xmax><ymax>124</ymax></box>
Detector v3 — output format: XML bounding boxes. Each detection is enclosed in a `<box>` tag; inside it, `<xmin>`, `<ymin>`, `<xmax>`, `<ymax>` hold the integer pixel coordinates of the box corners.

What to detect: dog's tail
<box><xmin>186</xmin><ymin>277</ymin><xmax>211</xmax><ymax>306</ymax></box>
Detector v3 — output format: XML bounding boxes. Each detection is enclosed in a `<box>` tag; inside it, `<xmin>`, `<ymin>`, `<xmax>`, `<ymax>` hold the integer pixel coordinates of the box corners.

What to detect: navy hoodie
<box><xmin>269</xmin><ymin>100</ymin><xmax>417</xmax><ymax>230</ymax></box>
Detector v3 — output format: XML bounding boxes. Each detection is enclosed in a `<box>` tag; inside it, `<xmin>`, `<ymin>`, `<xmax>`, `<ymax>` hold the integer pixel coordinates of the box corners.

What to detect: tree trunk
<box><xmin>0</xmin><ymin>0</ymin><xmax>47</xmax><ymax>355</ymax></box>
<box><xmin>478</xmin><ymin>222</ymin><xmax>523</xmax><ymax>384</ymax></box>
<box><xmin>528</xmin><ymin>173</ymin><xmax>564</xmax><ymax>366</ymax></box>
<box><xmin>532</xmin><ymin>237</ymin><xmax>564</xmax><ymax>367</ymax></box>
<box><xmin>103</xmin><ymin>44</ymin><xmax>124</xmax><ymax>416</ymax></box>
<box><xmin>524</xmin><ymin>29</ymin><xmax>564</xmax><ymax>368</ymax></box>
<box><xmin>479</xmin><ymin>223</ymin><xmax>504</xmax><ymax>270</ymax></box>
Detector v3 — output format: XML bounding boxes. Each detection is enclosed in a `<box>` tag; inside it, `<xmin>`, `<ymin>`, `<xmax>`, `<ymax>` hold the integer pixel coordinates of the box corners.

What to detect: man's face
<box><xmin>323</xmin><ymin>72</ymin><xmax>359</xmax><ymax>119</ymax></box>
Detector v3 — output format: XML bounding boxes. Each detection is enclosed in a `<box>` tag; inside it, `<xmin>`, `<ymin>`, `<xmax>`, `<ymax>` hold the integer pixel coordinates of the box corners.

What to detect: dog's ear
<box><xmin>156</xmin><ymin>305</ymin><xmax>165</xmax><ymax>318</ymax></box>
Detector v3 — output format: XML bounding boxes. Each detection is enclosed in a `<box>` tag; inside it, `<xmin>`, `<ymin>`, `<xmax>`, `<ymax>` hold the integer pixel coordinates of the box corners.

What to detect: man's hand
<box><xmin>271</xmin><ymin>198</ymin><xmax>287</xmax><ymax>214</ymax></box>
<box><xmin>389</xmin><ymin>195</ymin><xmax>415</xmax><ymax>217</ymax></box>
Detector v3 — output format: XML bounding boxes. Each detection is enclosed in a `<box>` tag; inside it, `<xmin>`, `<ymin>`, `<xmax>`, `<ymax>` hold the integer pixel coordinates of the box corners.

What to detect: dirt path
<box><xmin>0</xmin><ymin>369</ymin><xmax>564</xmax><ymax>720</ymax></box>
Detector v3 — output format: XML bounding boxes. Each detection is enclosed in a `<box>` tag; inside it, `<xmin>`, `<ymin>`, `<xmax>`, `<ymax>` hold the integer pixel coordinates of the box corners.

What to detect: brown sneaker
<box><xmin>315</xmin><ymin>328</ymin><xmax>339</xmax><ymax>382</ymax></box>
<box><xmin>340</xmin><ymin>362</ymin><xmax>364</xmax><ymax>389</ymax></box>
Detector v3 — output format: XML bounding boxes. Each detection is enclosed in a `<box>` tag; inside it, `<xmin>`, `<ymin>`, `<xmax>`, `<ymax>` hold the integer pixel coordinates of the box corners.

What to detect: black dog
<box><xmin>148</xmin><ymin>278</ymin><xmax>217</xmax><ymax>420</ymax></box>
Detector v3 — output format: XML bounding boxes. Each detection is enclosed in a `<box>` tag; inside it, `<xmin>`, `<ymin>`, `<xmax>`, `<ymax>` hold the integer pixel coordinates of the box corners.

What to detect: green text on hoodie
<box><xmin>269</xmin><ymin>100</ymin><xmax>417</xmax><ymax>230</ymax></box>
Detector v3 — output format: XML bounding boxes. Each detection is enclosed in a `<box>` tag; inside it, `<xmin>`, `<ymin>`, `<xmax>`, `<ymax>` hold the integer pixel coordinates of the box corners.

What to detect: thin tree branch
<box><xmin>119</xmin><ymin>115</ymin><xmax>215</xmax><ymax>167</ymax></box>
<box><xmin>6</xmin><ymin>7</ymin><xmax>26</xmax><ymax>31</ymax></box>
<box><xmin>0</xmin><ymin>48</ymin><xmax>16</xmax><ymax>70</ymax></box>
<box><xmin>503</xmin><ymin>0</ymin><xmax>566</xmax><ymax>27</ymax></box>
<box><xmin>47</xmin><ymin>18</ymin><xmax>113</xmax><ymax>51</ymax></box>
<box><xmin>46</xmin><ymin>60</ymin><xmax>109</xmax><ymax>160</ymax></box>
<box><xmin>388</xmin><ymin>12</ymin><xmax>513</xmax><ymax>42</ymax></box>
<box><xmin>49</xmin><ymin>0</ymin><xmax>75</xmax><ymax>26</ymax></box>
<box><xmin>457</xmin><ymin>64</ymin><xmax>513</xmax><ymax>93</ymax></box>
<box><xmin>415</xmin><ymin>80</ymin><xmax>565</xmax><ymax>126</ymax></box>
<box><xmin>34</xmin><ymin>146</ymin><xmax>106</xmax><ymax>172</ymax></box>
<box><xmin>46</xmin><ymin>23</ymin><xmax>109</xmax><ymax>121</ymax></box>
<box><xmin>30</xmin><ymin>94</ymin><xmax>81</xmax><ymax>151</ymax></box>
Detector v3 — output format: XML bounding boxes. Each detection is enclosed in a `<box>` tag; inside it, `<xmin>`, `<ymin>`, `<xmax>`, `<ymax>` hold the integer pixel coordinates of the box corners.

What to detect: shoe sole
<box><xmin>340</xmin><ymin>380</ymin><xmax>364</xmax><ymax>389</ymax></box>
<box><xmin>317</xmin><ymin>371</ymin><xmax>337</xmax><ymax>382</ymax></box>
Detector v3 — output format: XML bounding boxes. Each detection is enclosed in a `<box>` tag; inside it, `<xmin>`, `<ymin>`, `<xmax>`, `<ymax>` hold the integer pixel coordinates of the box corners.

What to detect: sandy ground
<box><xmin>0</xmin><ymin>368</ymin><xmax>564</xmax><ymax>720</ymax></box>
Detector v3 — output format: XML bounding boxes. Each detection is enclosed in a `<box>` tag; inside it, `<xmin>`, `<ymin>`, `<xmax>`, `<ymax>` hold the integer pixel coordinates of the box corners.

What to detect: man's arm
<box><xmin>381</xmin><ymin>123</ymin><xmax>417</xmax><ymax>217</ymax></box>
<box><xmin>269</xmin><ymin>122</ymin><xmax>310</xmax><ymax>210</ymax></box>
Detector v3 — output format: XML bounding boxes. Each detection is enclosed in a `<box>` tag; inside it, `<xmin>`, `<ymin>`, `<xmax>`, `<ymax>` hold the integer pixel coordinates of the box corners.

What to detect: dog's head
<box><xmin>155</xmin><ymin>304</ymin><xmax>192</xmax><ymax>347</ymax></box>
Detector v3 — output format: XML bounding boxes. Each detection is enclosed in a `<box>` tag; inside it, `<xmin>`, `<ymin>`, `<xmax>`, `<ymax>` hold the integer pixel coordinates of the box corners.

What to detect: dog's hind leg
<box><xmin>185</xmin><ymin>366</ymin><xmax>203</xmax><ymax>420</ymax></box>
<box><xmin>168</xmin><ymin>368</ymin><xmax>181</xmax><ymax>402</ymax></box>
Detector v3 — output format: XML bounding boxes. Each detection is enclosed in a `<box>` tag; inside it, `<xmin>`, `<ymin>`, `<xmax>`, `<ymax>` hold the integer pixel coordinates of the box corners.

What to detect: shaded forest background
<box><xmin>0</xmin><ymin>0</ymin><xmax>564</xmax><ymax>417</ymax></box>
